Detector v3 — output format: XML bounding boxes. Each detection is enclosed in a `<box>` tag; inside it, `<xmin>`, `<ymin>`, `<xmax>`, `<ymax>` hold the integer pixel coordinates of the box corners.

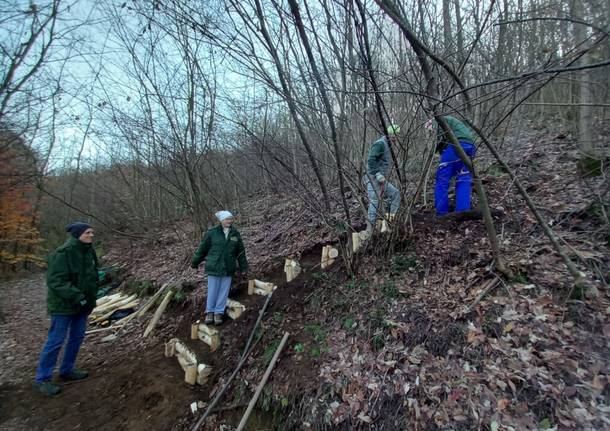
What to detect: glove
<box><xmin>375</xmin><ymin>172</ymin><xmax>386</xmax><ymax>184</ymax></box>
<box><xmin>79</xmin><ymin>299</ymin><xmax>88</xmax><ymax>307</ymax></box>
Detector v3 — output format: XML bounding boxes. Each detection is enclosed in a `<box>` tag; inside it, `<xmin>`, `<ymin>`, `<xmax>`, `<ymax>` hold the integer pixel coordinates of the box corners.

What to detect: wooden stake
<box><xmin>321</xmin><ymin>246</ymin><xmax>329</xmax><ymax>269</ymax></box>
<box><xmin>197</xmin><ymin>363</ymin><xmax>211</xmax><ymax>385</ymax></box>
<box><xmin>352</xmin><ymin>232</ymin><xmax>361</xmax><ymax>253</ymax></box>
<box><xmin>185</xmin><ymin>365</ymin><xmax>198</xmax><ymax>385</ymax></box>
<box><xmin>248</xmin><ymin>279</ymin><xmax>255</xmax><ymax>295</ymax></box>
<box><xmin>284</xmin><ymin>259</ymin><xmax>301</xmax><ymax>282</ymax></box>
<box><xmin>236</xmin><ymin>332</ymin><xmax>290</xmax><ymax>431</ymax></box>
<box><xmin>143</xmin><ymin>289</ymin><xmax>174</xmax><ymax>337</ymax></box>
<box><xmin>134</xmin><ymin>283</ymin><xmax>172</xmax><ymax>319</ymax></box>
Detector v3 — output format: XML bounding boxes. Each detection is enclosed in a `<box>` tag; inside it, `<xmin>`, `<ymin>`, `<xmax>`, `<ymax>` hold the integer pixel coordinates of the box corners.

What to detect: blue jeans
<box><xmin>435</xmin><ymin>141</ymin><xmax>476</xmax><ymax>215</ymax></box>
<box><xmin>206</xmin><ymin>276</ymin><xmax>232</xmax><ymax>314</ymax></box>
<box><xmin>363</xmin><ymin>174</ymin><xmax>401</xmax><ymax>224</ymax></box>
<box><xmin>35</xmin><ymin>313</ymin><xmax>88</xmax><ymax>383</ymax></box>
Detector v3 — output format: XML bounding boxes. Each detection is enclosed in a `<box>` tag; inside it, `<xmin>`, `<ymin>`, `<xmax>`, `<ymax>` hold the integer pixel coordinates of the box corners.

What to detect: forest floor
<box><xmin>0</xmin><ymin>125</ymin><xmax>609</xmax><ymax>430</ymax></box>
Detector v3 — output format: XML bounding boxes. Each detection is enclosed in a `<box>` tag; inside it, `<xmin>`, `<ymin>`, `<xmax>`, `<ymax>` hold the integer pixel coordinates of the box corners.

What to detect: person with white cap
<box><xmin>191</xmin><ymin>211</ymin><xmax>248</xmax><ymax>325</ymax></box>
<box><xmin>363</xmin><ymin>124</ymin><xmax>402</xmax><ymax>237</ymax></box>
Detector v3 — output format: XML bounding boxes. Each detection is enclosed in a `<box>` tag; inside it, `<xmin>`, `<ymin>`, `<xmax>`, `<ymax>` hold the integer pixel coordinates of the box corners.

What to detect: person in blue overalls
<box><xmin>428</xmin><ymin>116</ymin><xmax>477</xmax><ymax>215</ymax></box>
<box><xmin>363</xmin><ymin>124</ymin><xmax>401</xmax><ymax>237</ymax></box>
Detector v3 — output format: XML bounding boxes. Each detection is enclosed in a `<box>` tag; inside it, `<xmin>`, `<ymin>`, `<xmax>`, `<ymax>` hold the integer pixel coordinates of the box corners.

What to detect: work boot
<box><xmin>214</xmin><ymin>313</ymin><xmax>224</xmax><ymax>326</ymax></box>
<box><xmin>204</xmin><ymin>313</ymin><xmax>214</xmax><ymax>325</ymax></box>
<box><xmin>59</xmin><ymin>369</ymin><xmax>88</xmax><ymax>381</ymax></box>
<box><xmin>36</xmin><ymin>381</ymin><xmax>61</xmax><ymax>396</ymax></box>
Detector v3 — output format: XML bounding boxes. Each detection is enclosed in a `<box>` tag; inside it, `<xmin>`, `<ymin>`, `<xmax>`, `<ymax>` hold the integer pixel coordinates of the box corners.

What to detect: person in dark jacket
<box><xmin>191</xmin><ymin>211</ymin><xmax>248</xmax><ymax>326</ymax></box>
<box><xmin>35</xmin><ymin>222</ymin><xmax>99</xmax><ymax>396</ymax></box>
<box><xmin>427</xmin><ymin>115</ymin><xmax>477</xmax><ymax>215</ymax></box>
<box><xmin>363</xmin><ymin>124</ymin><xmax>402</xmax><ymax>237</ymax></box>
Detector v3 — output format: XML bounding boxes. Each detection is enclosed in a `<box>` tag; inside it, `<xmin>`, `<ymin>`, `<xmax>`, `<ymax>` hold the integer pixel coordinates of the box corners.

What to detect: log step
<box><xmin>164</xmin><ymin>338</ymin><xmax>211</xmax><ymax>385</ymax></box>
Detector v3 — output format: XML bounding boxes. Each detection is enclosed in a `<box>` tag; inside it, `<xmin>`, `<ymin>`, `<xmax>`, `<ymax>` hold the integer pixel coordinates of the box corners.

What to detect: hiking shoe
<box><xmin>36</xmin><ymin>381</ymin><xmax>61</xmax><ymax>396</ymax></box>
<box><xmin>59</xmin><ymin>369</ymin><xmax>89</xmax><ymax>381</ymax></box>
<box><xmin>214</xmin><ymin>313</ymin><xmax>224</xmax><ymax>325</ymax></box>
<box><xmin>204</xmin><ymin>313</ymin><xmax>214</xmax><ymax>325</ymax></box>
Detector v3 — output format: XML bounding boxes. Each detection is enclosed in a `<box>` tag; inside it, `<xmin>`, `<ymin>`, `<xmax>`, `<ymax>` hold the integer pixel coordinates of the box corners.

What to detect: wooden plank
<box><xmin>143</xmin><ymin>289</ymin><xmax>174</xmax><ymax>337</ymax></box>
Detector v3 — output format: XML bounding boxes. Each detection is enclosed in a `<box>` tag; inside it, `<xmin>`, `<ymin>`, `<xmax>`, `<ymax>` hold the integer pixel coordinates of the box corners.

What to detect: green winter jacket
<box><xmin>436</xmin><ymin>115</ymin><xmax>476</xmax><ymax>153</ymax></box>
<box><xmin>191</xmin><ymin>225</ymin><xmax>248</xmax><ymax>276</ymax></box>
<box><xmin>46</xmin><ymin>236</ymin><xmax>99</xmax><ymax>315</ymax></box>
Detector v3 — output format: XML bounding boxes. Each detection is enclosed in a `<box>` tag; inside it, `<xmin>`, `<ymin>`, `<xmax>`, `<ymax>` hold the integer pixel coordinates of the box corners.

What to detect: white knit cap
<box><xmin>215</xmin><ymin>210</ymin><xmax>234</xmax><ymax>222</ymax></box>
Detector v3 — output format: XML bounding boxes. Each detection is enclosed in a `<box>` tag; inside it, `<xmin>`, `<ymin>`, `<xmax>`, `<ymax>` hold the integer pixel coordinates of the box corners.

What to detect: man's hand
<box><xmin>375</xmin><ymin>172</ymin><xmax>386</xmax><ymax>184</ymax></box>
<box><xmin>191</xmin><ymin>262</ymin><xmax>198</xmax><ymax>269</ymax></box>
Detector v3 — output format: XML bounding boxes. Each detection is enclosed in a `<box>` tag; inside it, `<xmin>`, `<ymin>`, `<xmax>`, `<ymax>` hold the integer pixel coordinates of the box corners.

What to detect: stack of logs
<box><xmin>89</xmin><ymin>293</ymin><xmax>140</xmax><ymax>326</ymax></box>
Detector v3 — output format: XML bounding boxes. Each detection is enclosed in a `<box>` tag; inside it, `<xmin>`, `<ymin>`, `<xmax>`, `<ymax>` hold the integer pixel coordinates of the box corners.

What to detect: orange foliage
<box><xmin>0</xmin><ymin>135</ymin><xmax>44</xmax><ymax>271</ymax></box>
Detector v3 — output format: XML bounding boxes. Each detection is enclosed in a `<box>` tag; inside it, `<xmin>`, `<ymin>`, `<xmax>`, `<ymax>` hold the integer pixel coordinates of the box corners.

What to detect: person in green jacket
<box><xmin>191</xmin><ymin>211</ymin><xmax>248</xmax><ymax>326</ymax></box>
<box><xmin>363</xmin><ymin>124</ymin><xmax>402</xmax><ymax>237</ymax></box>
<box><xmin>35</xmin><ymin>222</ymin><xmax>99</xmax><ymax>396</ymax></box>
<box><xmin>426</xmin><ymin>115</ymin><xmax>477</xmax><ymax>215</ymax></box>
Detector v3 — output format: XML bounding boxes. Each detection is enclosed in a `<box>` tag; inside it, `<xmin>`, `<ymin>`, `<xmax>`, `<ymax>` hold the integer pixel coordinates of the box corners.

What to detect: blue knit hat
<box><xmin>66</xmin><ymin>222</ymin><xmax>92</xmax><ymax>239</ymax></box>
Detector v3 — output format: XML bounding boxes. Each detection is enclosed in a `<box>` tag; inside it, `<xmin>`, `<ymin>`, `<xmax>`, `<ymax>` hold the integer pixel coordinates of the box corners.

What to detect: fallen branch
<box><xmin>464</xmin><ymin>279</ymin><xmax>500</xmax><ymax>314</ymax></box>
<box><xmin>236</xmin><ymin>331</ymin><xmax>290</xmax><ymax>431</ymax></box>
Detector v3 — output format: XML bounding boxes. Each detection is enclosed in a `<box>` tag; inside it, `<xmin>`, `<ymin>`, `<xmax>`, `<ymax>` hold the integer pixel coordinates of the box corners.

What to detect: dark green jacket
<box><xmin>191</xmin><ymin>225</ymin><xmax>248</xmax><ymax>276</ymax></box>
<box><xmin>436</xmin><ymin>115</ymin><xmax>476</xmax><ymax>153</ymax></box>
<box><xmin>367</xmin><ymin>136</ymin><xmax>391</xmax><ymax>177</ymax></box>
<box><xmin>46</xmin><ymin>237</ymin><xmax>99</xmax><ymax>315</ymax></box>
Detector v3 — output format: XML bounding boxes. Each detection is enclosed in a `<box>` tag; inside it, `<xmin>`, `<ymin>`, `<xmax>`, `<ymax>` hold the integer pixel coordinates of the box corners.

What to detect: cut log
<box><xmin>143</xmin><ymin>289</ymin><xmax>174</xmax><ymax>337</ymax></box>
<box><xmin>226</xmin><ymin>299</ymin><xmax>245</xmax><ymax>320</ymax></box>
<box><xmin>95</xmin><ymin>293</ymin><xmax>122</xmax><ymax>307</ymax></box>
<box><xmin>91</xmin><ymin>299</ymin><xmax>140</xmax><ymax>324</ymax></box>
<box><xmin>91</xmin><ymin>293</ymin><xmax>135</xmax><ymax>316</ymax></box>
<box><xmin>191</xmin><ymin>320</ymin><xmax>220</xmax><ymax>352</ymax></box>
<box><xmin>284</xmin><ymin>259</ymin><xmax>301</xmax><ymax>282</ymax></box>
<box><xmin>328</xmin><ymin>248</ymin><xmax>339</xmax><ymax>259</ymax></box>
